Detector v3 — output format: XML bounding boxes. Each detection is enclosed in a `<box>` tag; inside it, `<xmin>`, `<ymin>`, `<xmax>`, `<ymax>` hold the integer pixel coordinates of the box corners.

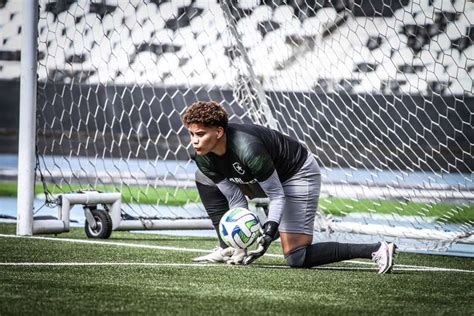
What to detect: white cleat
<box><xmin>372</xmin><ymin>241</ymin><xmax>397</xmax><ymax>274</ymax></box>
<box><xmin>192</xmin><ymin>247</ymin><xmax>234</xmax><ymax>263</ymax></box>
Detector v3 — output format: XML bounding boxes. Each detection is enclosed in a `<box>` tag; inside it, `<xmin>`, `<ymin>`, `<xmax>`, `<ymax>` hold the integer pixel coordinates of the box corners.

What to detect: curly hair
<box><xmin>182</xmin><ymin>101</ymin><xmax>229</xmax><ymax>129</ymax></box>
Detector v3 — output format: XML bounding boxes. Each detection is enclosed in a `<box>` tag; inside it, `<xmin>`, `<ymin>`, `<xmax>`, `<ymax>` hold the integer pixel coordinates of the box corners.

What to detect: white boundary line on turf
<box><xmin>0</xmin><ymin>262</ymin><xmax>471</xmax><ymax>273</ymax></box>
<box><xmin>0</xmin><ymin>262</ymin><xmax>223</xmax><ymax>267</ymax></box>
<box><xmin>0</xmin><ymin>234</ymin><xmax>472</xmax><ymax>273</ymax></box>
<box><xmin>0</xmin><ymin>233</ymin><xmax>252</xmax><ymax>255</ymax></box>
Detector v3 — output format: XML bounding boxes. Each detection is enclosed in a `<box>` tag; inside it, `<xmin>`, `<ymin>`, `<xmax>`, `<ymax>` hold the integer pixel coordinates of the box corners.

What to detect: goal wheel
<box><xmin>85</xmin><ymin>209</ymin><xmax>112</xmax><ymax>239</ymax></box>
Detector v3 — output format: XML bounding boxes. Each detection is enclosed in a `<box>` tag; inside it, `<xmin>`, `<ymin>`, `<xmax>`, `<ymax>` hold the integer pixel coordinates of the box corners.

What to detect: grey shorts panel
<box><xmin>279</xmin><ymin>155</ymin><xmax>321</xmax><ymax>235</ymax></box>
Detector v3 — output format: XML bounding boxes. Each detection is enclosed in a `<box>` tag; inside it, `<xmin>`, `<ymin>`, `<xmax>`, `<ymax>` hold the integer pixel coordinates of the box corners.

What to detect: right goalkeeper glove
<box><xmin>243</xmin><ymin>221</ymin><xmax>279</xmax><ymax>265</ymax></box>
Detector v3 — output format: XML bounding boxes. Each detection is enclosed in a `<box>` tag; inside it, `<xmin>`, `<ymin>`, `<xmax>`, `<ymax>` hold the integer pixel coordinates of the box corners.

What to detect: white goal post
<box><xmin>16</xmin><ymin>0</ymin><xmax>39</xmax><ymax>236</ymax></box>
<box><xmin>14</xmin><ymin>0</ymin><xmax>473</xmax><ymax>248</ymax></box>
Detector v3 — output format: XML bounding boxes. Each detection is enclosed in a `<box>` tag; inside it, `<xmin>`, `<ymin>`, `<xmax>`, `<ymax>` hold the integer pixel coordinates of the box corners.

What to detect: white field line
<box><xmin>0</xmin><ymin>234</ymin><xmax>472</xmax><ymax>273</ymax></box>
<box><xmin>0</xmin><ymin>262</ymin><xmax>471</xmax><ymax>273</ymax></box>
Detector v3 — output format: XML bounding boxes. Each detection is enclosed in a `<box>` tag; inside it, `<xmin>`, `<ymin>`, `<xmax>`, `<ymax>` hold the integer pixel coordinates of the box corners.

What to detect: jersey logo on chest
<box><xmin>232</xmin><ymin>162</ymin><xmax>245</xmax><ymax>175</ymax></box>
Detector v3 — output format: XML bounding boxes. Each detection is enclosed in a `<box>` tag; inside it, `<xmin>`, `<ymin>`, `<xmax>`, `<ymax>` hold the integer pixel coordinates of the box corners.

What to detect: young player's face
<box><xmin>187</xmin><ymin>123</ymin><xmax>224</xmax><ymax>156</ymax></box>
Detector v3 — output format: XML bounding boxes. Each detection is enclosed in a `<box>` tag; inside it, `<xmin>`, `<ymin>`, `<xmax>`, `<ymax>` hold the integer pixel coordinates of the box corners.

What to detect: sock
<box><xmin>302</xmin><ymin>242</ymin><xmax>381</xmax><ymax>268</ymax></box>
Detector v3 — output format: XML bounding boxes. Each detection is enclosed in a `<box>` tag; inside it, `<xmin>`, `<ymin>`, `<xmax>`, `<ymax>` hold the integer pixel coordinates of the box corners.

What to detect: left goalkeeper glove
<box><xmin>243</xmin><ymin>221</ymin><xmax>279</xmax><ymax>265</ymax></box>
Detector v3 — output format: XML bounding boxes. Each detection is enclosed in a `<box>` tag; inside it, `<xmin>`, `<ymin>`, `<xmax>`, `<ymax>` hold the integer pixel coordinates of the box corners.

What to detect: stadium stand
<box><xmin>0</xmin><ymin>0</ymin><xmax>472</xmax><ymax>95</ymax></box>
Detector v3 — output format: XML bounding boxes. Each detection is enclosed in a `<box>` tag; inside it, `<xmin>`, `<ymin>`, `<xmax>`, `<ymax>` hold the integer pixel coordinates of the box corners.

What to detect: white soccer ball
<box><xmin>219</xmin><ymin>207</ymin><xmax>262</xmax><ymax>249</ymax></box>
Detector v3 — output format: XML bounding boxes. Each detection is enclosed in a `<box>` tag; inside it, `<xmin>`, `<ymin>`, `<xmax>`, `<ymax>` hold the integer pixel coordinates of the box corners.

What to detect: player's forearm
<box><xmin>259</xmin><ymin>170</ymin><xmax>285</xmax><ymax>224</ymax></box>
<box><xmin>216</xmin><ymin>179</ymin><xmax>248</xmax><ymax>209</ymax></box>
<box><xmin>266</xmin><ymin>196</ymin><xmax>285</xmax><ymax>223</ymax></box>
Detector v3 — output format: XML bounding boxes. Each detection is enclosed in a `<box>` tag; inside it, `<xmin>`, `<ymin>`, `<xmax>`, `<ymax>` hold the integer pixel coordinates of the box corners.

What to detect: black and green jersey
<box><xmin>195</xmin><ymin>123</ymin><xmax>308</xmax><ymax>185</ymax></box>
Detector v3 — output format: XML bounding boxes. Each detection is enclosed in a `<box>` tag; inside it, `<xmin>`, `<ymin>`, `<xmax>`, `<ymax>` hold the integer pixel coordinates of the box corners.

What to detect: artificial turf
<box><xmin>0</xmin><ymin>224</ymin><xmax>473</xmax><ymax>315</ymax></box>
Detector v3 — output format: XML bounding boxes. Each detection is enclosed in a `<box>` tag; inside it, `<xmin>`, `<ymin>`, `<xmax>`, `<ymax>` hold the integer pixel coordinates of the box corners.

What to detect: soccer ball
<box><xmin>219</xmin><ymin>208</ymin><xmax>262</xmax><ymax>249</ymax></box>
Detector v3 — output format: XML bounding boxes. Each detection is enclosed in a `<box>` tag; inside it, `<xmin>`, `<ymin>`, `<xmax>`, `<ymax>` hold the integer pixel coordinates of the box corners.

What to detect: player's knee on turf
<box><xmin>285</xmin><ymin>247</ymin><xmax>307</xmax><ymax>268</ymax></box>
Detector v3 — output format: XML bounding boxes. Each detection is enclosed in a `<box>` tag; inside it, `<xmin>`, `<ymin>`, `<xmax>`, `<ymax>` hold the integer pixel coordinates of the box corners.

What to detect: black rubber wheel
<box><xmin>85</xmin><ymin>209</ymin><xmax>112</xmax><ymax>239</ymax></box>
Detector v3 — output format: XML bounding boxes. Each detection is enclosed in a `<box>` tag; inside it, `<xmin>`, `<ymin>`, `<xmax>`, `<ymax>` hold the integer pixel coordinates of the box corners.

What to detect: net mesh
<box><xmin>11</xmin><ymin>0</ymin><xmax>473</xmax><ymax>247</ymax></box>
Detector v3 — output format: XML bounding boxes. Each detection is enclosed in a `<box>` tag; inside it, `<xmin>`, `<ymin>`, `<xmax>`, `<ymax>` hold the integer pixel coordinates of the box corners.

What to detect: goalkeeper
<box><xmin>183</xmin><ymin>101</ymin><xmax>396</xmax><ymax>274</ymax></box>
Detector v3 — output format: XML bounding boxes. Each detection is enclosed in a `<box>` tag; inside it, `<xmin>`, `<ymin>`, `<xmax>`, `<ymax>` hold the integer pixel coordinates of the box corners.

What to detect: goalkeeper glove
<box><xmin>243</xmin><ymin>221</ymin><xmax>279</xmax><ymax>265</ymax></box>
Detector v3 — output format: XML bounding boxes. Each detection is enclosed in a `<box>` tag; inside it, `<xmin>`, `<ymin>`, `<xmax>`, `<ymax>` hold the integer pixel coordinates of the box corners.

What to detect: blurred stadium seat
<box><xmin>0</xmin><ymin>0</ymin><xmax>472</xmax><ymax>96</ymax></box>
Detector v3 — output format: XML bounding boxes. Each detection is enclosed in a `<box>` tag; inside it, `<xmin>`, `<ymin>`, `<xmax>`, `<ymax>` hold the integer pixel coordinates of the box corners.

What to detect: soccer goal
<box><xmin>15</xmin><ymin>0</ymin><xmax>473</xmax><ymax>249</ymax></box>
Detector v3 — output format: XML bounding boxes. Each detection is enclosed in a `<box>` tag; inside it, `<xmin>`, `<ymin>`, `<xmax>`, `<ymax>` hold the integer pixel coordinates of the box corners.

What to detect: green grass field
<box><xmin>1</xmin><ymin>181</ymin><xmax>473</xmax><ymax>223</ymax></box>
<box><xmin>0</xmin><ymin>223</ymin><xmax>473</xmax><ymax>315</ymax></box>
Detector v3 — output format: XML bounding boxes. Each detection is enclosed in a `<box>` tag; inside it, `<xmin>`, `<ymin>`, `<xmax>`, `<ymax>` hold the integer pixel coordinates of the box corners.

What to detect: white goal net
<box><xmin>6</xmin><ymin>0</ymin><xmax>473</xmax><ymax>249</ymax></box>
